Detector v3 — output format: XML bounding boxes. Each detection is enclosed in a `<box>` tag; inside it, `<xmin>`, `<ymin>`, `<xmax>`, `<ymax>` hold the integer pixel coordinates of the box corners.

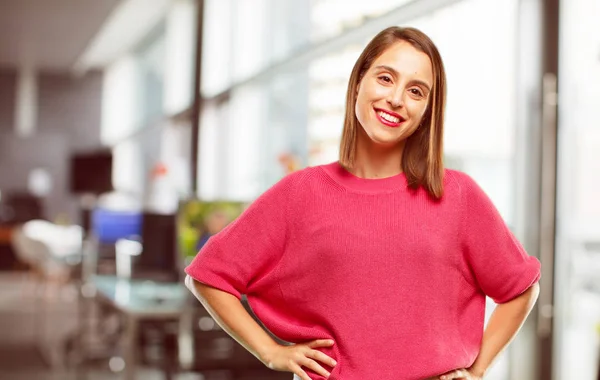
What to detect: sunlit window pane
<box><xmin>556</xmin><ymin>0</ymin><xmax>600</xmax><ymax>378</ymax></box>
<box><xmin>201</xmin><ymin>0</ymin><xmax>233</xmax><ymax>96</ymax></box>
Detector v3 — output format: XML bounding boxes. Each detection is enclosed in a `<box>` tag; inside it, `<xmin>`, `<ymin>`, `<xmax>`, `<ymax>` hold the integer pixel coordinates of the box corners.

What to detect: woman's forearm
<box><xmin>469</xmin><ymin>282</ymin><xmax>540</xmax><ymax>377</ymax></box>
<box><xmin>184</xmin><ymin>275</ymin><xmax>280</xmax><ymax>364</ymax></box>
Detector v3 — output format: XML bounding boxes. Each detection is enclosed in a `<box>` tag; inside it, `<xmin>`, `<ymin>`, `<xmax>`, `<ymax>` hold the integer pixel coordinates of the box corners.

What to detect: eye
<box><xmin>378</xmin><ymin>75</ymin><xmax>392</xmax><ymax>84</ymax></box>
<box><xmin>409</xmin><ymin>88</ymin><xmax>424</xmax><ymax>97</ymax></box>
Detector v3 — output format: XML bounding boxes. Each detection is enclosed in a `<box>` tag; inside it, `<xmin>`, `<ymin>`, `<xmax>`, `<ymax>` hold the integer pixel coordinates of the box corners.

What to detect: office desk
<box><xmin>89</xmin><ymin>275</ymin><xmax>189</xmax><ymax>380</ymax></box>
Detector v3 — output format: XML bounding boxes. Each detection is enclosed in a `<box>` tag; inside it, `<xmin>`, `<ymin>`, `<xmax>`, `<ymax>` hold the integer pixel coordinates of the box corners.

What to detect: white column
<box><xmin>15</xmin><ymin>66</ymin><xmax>38</xmax><ymax>138</ymax></box>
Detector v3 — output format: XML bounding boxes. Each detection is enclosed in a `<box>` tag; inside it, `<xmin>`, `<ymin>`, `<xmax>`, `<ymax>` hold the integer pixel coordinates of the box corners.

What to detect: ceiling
<box><xmin>0</xmin><ymin>0</ymin><xmax>120</xmax><ymax>70</ymax></box>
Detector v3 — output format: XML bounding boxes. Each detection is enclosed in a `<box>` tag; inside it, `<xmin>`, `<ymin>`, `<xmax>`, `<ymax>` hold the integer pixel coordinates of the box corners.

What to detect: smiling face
<box><xmin>354</xmin><ymin>40</ymin><xmax>434</xmax><ymax>149</ymax></box>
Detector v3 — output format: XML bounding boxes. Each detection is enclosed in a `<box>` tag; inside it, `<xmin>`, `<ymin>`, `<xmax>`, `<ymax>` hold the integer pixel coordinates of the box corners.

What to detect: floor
<box><xmin>0</xmin><ymin>272</ymin><xmax>265</xmax><ymax>380</ymax></box>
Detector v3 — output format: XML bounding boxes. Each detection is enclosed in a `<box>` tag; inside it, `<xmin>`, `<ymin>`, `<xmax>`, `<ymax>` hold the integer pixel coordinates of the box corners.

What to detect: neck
<box><xmin>351</xmin><ymin>134</ymin><xmax>405</xmax><ymax>179</ymax></box>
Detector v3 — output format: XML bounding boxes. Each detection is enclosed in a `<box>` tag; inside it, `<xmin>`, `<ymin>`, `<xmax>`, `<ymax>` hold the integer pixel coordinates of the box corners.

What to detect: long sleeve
<box><xmin>184</xmin><ymin>172</ymin><xmax>298</xmax><ymax>299</ymax></box>
<box><xmin>459</xmin><ymin>173</ymin><xmax>541</xmax><ymax>304</ymax></box>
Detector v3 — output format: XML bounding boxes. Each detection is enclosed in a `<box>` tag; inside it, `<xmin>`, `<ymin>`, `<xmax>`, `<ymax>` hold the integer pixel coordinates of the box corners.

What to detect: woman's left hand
<box><xmin>437</xmin><ymin>367</ymin><xmax>483</xmax><ymax>379</ymax></box>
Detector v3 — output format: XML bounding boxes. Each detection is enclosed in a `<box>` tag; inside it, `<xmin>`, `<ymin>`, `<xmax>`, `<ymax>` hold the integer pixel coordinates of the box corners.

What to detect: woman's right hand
<box><xmin>261</xmin><ymin>339</ymin><xmax>337</xmax><ymax>380</ymax></box>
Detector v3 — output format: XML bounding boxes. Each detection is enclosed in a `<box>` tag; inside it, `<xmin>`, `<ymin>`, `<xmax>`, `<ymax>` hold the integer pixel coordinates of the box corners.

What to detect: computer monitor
<box><xmin>135</xmin><ymin>212</ymin><xmax>180</xmax><ymax>281</ymax></box>
<box><xmin>69</xmin><ymin>150</ymin><xmax>113</xmax><ymax>195</ymax></box>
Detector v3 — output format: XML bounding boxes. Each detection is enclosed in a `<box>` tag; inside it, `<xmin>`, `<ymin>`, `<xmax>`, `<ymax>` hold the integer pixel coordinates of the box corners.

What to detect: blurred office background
<box><xmin>0</xmin><ymin>0</ymin><xmax>598</xmax><ymax>379</ymax></box>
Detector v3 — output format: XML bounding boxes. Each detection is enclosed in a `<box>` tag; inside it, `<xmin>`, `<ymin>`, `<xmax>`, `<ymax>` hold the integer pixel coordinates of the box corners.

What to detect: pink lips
<box><xmin>374</xmin><ymin>108</ymin><xmax>404</xmax><ymax>128</ymax></box>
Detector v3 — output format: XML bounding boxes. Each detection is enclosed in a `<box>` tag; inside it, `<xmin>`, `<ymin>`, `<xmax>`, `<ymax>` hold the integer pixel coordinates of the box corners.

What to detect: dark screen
<box><xmin>136</xmin><ymin>212</ymin><xmax>179</xmax><ymax>281</ymax></box>
<box><xmin>69</xmin><ymin>151</ymin><xmax>113</xmax><ymax>195</ymax></box>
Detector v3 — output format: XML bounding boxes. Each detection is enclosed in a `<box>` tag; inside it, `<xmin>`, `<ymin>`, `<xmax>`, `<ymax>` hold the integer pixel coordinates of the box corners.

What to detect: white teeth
<box><xmin>378</xmin><ymin>111</ymin><xmax>400</xmax><ymax>123</ymax></box>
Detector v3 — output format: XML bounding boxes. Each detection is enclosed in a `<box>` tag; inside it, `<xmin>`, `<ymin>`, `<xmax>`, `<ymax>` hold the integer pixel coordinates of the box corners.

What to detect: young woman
<box><xmin>185</xmin><ymin>26</ymin><xmax>541</xmax><ymax>380</ymax></box>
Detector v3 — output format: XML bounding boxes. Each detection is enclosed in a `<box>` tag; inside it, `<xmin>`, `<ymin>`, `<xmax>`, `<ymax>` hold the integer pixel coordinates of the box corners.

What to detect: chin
<box><xmin>369</xmin><ymin>134</ymin><xmax>404</xmax><ymax>147</ymax></box>
<box><xmin>359</xmin><ymin>120</ymin><xmax>413</xmax><ymax>146</ymax></box>
<box><xmin>371</xmin><ymin>128</ymin><xmax>412</xmax><ymax>145</ymax></box>
<box><xmin>376</xmin><ymin>138</ymin><xmax>405</xmax><ymax>147</ymax></box>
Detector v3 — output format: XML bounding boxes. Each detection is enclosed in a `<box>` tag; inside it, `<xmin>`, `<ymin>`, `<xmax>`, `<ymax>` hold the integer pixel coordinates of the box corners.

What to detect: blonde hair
<box><xmin>339</xmin><ymin>26</ymin><xmax>447</xmax><ymax>199</ymax></box>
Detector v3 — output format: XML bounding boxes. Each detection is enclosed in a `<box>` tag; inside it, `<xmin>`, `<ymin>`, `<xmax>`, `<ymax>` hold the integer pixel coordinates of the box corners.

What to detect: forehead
<box><xmin>371</xmin><ymin>41</ymin><xmax>433</xmax><ymax>84</ymax></box>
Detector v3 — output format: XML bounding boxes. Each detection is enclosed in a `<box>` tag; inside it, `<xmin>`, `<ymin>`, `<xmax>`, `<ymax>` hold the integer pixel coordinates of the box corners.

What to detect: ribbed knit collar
<box><xmin>321</xmin><ymin>161</ymin><xmax>408</xmax><ymax>193</ymax></box>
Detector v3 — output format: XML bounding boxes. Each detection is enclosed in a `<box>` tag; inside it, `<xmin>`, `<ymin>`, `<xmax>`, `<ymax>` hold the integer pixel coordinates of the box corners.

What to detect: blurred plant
<box><xmin>177</xmin><ymin>201</ymin><xmax>246</xmax><ymax>259</ymax></box>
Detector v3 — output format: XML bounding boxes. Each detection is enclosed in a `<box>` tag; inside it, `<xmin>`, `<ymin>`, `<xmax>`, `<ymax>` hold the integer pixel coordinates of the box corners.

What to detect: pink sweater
<box><xmin>185</xmin><ymin>162</ymin><xmax>541</xmax><ymax>380</ymax></box>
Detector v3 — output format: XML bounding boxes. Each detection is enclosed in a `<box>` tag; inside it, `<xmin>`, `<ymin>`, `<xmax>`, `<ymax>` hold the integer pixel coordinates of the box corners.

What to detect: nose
<box><xmin>386</xmin><ymin>86</ymin><xmax>404</xmax><ymax>109</ymax></box>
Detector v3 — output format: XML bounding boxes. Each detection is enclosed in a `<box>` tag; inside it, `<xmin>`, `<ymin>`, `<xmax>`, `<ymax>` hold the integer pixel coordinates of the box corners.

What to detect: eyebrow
<box><xmin>373</xmin><ymin>65</ymin><xmax>432</xmax><ymax>92</ymax></box>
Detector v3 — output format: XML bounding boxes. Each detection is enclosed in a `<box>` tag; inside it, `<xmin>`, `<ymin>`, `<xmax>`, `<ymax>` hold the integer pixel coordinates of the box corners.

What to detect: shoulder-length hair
<box><xmin>339</xmin><ymin>26</ymin><xmax>447</xmax><ymax>199</ymax></box>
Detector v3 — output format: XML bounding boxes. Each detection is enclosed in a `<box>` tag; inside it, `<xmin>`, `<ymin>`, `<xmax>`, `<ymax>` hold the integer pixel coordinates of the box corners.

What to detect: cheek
<box><xmin>355</xmin><ymin>98</ymin><xmax>369</xmax><ymax>127</ymax></box>
<box><xmin>355</xmin><ymin>87</ymin><xmax>371</xmax><ymax>121</ymax></box>
<box><xmin>357</xmin><ymin>83</ymin><xmax>386</xmax><ymax>112</ymax></box>
<box><xmin>409</xmin><ymin>102</ymin><xmax>429</xmax><ymax>122</ymax></box>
